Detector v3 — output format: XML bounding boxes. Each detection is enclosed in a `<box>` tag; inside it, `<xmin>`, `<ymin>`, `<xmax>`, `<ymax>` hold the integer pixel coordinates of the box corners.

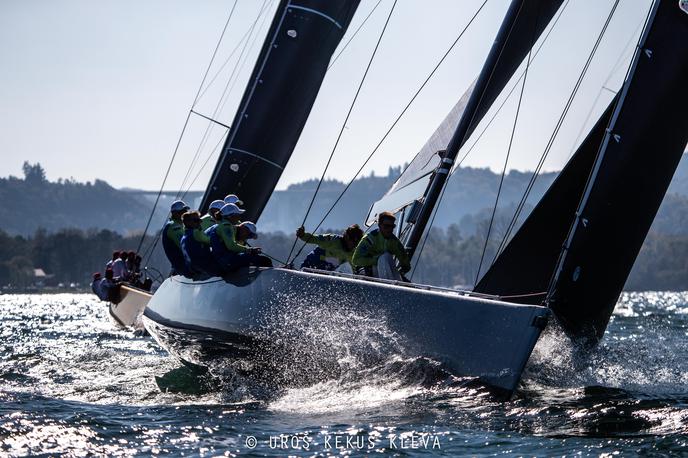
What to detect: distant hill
<box><xmin>0</xmin><ymin>162</ymin><xmax>165</xmax><ymax>236</ymax></box>
<box><xmin>2</xmin><ymin>155</ymin><xmax>688</xmax><ymax>237</ymax></box>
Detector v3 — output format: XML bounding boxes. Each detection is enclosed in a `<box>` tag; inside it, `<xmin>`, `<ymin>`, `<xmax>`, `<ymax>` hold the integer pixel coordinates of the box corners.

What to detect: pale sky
<box><xmin>0</xmin><ymin>0</ymin><xmax>651</xmax><ymax>191</ymax></box>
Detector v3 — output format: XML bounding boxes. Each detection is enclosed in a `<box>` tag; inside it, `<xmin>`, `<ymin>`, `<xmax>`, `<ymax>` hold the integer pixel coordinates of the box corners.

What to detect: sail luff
<box><xmin>199</xmin><ymin>0</ymin><xmax>361</xmax><ymax>221</ymax></box>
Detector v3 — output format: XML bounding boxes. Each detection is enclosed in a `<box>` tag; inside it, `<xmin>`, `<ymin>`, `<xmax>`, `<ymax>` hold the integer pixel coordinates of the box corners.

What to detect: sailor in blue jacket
<box><xmin>180</xmin><ymin>210</ymin><xmax>222</xmax><ymax>277</ymax></box>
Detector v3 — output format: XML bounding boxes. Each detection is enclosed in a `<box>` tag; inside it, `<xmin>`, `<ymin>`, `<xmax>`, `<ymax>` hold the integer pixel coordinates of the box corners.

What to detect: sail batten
<box><xmin>199</xmin><ymin>0</ymin><xmax>361</xmax><ymax>221</ymax></box>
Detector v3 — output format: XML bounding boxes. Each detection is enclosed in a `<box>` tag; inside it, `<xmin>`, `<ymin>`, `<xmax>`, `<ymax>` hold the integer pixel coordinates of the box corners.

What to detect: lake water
<box><xmin>1</xmin><ymin>292</ymin><xmax>688</xmax><ymax>456</ymax></box>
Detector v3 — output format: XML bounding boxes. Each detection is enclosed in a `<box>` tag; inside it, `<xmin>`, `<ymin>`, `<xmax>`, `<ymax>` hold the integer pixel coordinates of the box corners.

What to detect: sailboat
<box><xmin>139</xmin><ymin>0</ymin><xmax>688</xmax><ymax>397</ymax></box>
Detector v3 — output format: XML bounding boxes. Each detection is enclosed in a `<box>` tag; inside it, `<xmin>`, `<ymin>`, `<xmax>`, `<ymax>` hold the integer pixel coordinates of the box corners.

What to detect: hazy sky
<box><xmin>0</xmin><ymin>0</ymin><xmax>652</xmax><ymax>191</ymax></box>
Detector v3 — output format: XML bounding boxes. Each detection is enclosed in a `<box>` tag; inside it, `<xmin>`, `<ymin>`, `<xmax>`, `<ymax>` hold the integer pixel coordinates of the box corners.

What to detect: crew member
<box><xmin>236</xmin><ymin>221</ymin><xmax>258</xmax><ymax>245</ymax></box>
<box><xmin>352</xmin><ymin>211</ymin><xmax>411</xmax><ymax>278</ymax></box>
<box><xmin>296</xmin><ymin>224</ymin><xmax>364</xmax><ymax>271</ymax></box>
<box><xmin>201</xmin><ymin>200</ymin><xmax>226</xmax><ymax>231</ymax></box>
<box><xmin>223</xmin><ymin>194</ymin><xmax>243</xmax><ymax>207</ymax></box>
<box><xmin>91</xmin><ymin>272</ymin><xmax>107</xmax><ymax>300</ymax></box>
<box><xmin>235</xmin><ymin>221</ymin><xmax>273</xmax><ymax>266</ymax></box>
<box><xmin>162</xmin><ymin>200</ymin><xmax>190</xmax><ymax>276</ymax></box>
<box><xmin>207</xmin><ymin>204</ymin><xmax>271</xmax><ymax>271</ymax></box>
<box><xmin>98</xmin><ymin>268</ymin><xmax>119</xmax><ymax>302</ymax></box>
<box><xmin>181</xmin><ymin>210</ymin><xmax>222</xmax><ymax>277</ymax></box>
<box><xmin>111</xmin><ymin>251</ymin><xmax>128</xmax><ymax>281</ymax></box>
<box><xmin>105</xmin><ymin>251</ymin><xmax>120</xmax><ymax>272</ymax></box>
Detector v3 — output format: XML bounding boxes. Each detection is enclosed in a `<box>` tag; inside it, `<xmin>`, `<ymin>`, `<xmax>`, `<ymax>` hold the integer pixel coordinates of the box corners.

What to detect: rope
<box><xmin>492</xmin><ymin>0</ymin><xmax>620</xmax><ymax>264</ymax></box>
<box><xmin>287</xmin><ymin>0</ymin><xmax>490</xmax><ymax>264</ymax></box>
<box><xmin>474</xmin><ymin>3</ymin><xmax>538</xmax><ymax>285</ymax></box>
<box><xmin>285</xmin><ymin>0</ymin><xmax>399</xmax><ymax>264</ymax></box>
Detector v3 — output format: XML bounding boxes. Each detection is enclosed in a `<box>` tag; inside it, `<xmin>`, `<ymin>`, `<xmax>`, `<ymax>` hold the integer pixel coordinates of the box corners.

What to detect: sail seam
<box><xmin>288</xmin><ymin>5</ymin><xmax>343</xmax><ymax>29</ymax></box>
<box><xmin>229</xmin><ymin>148</ymin><xmax>285</xmax><ymax>170</ymax></box>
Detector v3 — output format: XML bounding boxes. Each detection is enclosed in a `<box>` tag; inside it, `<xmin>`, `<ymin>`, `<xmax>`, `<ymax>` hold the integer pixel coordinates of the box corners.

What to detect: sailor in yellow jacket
<box><xmin>352</xmin><ymin>211</ymin><xmax>411</xmax><ymax>278</ymax></box>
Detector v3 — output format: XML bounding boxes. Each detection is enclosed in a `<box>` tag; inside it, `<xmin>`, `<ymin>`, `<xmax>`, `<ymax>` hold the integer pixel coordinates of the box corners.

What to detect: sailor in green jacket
<box><xmin>200</xmin><ymin>200</ymin><xmax>226</xmax><ymax>231</ymax></box>
<box><xmin>296</xmin><ymin>224</ymin><xmax>363</xmax><ymax>270</ymax></box>
<box><xmin>162</xmin><ymin>200</ymin><xmax>190</xmax><ymax>275</ymax></box>
<box><xmin>296</xmin><ymin>224</ymin><xmax>364</xmax><ymax>271</ymax></box>
<box><xmin>352</xmin><ymin>211</ymin><xmax>411</xmax><ymax>278</ymax></box>
<box><xmin>207</xmin><ymin>204</ymin><xmax>271</xmax><ymax>271</ymax></box>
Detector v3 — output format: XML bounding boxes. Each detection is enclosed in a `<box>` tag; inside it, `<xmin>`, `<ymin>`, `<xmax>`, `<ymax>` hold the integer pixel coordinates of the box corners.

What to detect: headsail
<box><xmin>367</xmin><ymin>0</ymin><xmax>564</xmax><ymax>232</ymax></box>
<box><xmin>473</xmin><ymin>98</ymin><xmax>617</xmax><ymax>301</ymax></box>
<box><xmin>545</xmin><ymin>0</ymin><xmax>688</xmax><ymax>344</ymax></box>
<box><xmin>199</xmin><ymin>0</ymin><xmax>360</xmax><ymax>221</ymax></box>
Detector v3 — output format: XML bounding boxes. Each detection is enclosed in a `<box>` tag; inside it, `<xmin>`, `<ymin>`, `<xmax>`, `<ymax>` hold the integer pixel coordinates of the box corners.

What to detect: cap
<box><xmin>223</xmin><ymin>194</ymin><xmax>244</xmax><ymax>206</ymax></box>
<box><xmin>209</xmin><ymin>200</ymin><xmax>225</xmax><ymax>211</ymax></box>
<box><xmin>239</xmin><ymin>221</ymin><xmax>258</xmax><ymax>239</ymax></box>
<box><xmin>170</xmin><ymin>200</ymin><xmax>190</xmax><ymax>213</ymax></box>
<box><xmin>92</xmin><ymin>272</ymin><xmax>102</xmax><ymax>280</ymax></box>
<box><xmin>220</xmin><ymin>203</ymin><xmax>245</xmax><ymax>217</ymax></box>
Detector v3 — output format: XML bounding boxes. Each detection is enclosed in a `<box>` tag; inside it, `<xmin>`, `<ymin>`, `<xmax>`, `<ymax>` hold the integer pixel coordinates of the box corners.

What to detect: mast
<box><xmin>199</xmin><ymin>0</ymin><xmax>360</xmax><ymax>222</ymax></box>
<box><xmin>404</xmin><ymin>0</ymin><xmax>560</xmax><ymax>258</ymax></box>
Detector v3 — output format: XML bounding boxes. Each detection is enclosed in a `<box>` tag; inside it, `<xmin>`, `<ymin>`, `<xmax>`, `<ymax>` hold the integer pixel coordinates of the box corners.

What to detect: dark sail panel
<box><xmin>200</xmin><ymin>0</ymin><xmax>360</xmax><ymax>221</ymax></box>
<box><xmin>547</xmin><ymin>1</ymin><xmax>688</xmax><ymax>344</ymax></box>
<box><xmin>474</xmin><ymin>100</ymin><xmax>616</xmax><ymax>301</ymax></box>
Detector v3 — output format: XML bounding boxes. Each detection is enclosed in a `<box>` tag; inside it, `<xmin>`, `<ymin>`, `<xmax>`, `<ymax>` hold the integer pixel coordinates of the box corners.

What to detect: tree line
<box><xmin>1</xmin><ymin>225</ymin><xmax>685</xmax><ymax>291</ymax></box>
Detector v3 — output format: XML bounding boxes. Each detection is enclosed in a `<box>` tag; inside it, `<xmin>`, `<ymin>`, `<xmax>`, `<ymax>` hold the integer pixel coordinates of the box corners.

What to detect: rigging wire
<box><xmin>176</xmin><ymin>0</ymin><xmax>273</xmax><ymax>198</ymax></box>
<box><xmin>474</xmin><ymin>10</ymin><xmax>536</xmax><ymax>286</ymax></box>
<box><xmin>287</xmin><ymin>0</ymin><xmax>490</xmax><ymax>264</ymax></box>
<box><xmin>566</xmin><ymin>16</ymin><xmax>644</xmax><ymax>160</ymax></box>
<box><xmin>285</xmin><ymin>0</ymin><xmax>399</xmax><ymax>265</ymax></box>
<box><xmin>134</xmin><ymin>1</ymin><xmax>240</xmax><ymax>256</ymax></box>
<box><xmin>195</xmin><ymin>0</ymin><xmax>277</xmax><ymax>105</ymax></box>
<box><xmin>328</xmin><ymin>0</ymin><xmax>384</xmax><ymax>70</ymax></box>
<box><xmin>410</xmin><ymin>0</ymin><xmax>570</xmax><ymax>280</ymax></box>
<box><xmin>491</xmin><ymin>0</ymin><xmax>621</xmax><ymax>264</ymax></box>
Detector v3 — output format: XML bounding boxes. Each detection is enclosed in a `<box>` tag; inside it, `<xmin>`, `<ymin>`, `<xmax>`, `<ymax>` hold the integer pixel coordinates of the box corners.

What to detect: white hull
<box><xmin>143</xmin><ymin>268</ymin><xmax>548</xmax><ymax>395</ymax></box>
<box><xmin>109</xmin><ymin>285</ymin><xmax>151</xmax><ymax>330</ymax></box>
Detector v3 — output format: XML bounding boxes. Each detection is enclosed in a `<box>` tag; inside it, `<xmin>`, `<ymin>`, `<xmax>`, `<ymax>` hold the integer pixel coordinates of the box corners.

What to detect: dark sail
<box><xmin>199</xmin><ymin>0</ymin><xmax>360</xmax><ymax>221</ymax></box>
<box><xmin>546</xmin><ymin>0</ymin><xmax>688</xmax><ymax>344</ymax></box>
<box><xmin>473</xmin><ymin>99</ymin><xmax>617</xmax><ymax>301</ymax></box>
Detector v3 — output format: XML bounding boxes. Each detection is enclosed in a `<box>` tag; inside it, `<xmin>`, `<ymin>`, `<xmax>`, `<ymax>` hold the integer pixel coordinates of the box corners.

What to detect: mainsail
<box><xmin>199</xmin><ymin>0</ymin><xmax>360</xmax><ymax>221</ymax></box>
<box><xmin>368</xmin><ymin>0</ymin><xmax>564</xmax><ymax>232</ymax></box>
<box><xmin>542</xmin><ymin>0</ymin><xmax>688</xmax><ymax>344</ymax></box>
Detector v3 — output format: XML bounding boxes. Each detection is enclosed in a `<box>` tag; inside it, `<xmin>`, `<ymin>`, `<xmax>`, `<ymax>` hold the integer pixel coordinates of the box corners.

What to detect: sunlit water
<box><xmin>2</xmin><ymin>292</ymin><xmax>688</xmax><ymax>456</ymax></box>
